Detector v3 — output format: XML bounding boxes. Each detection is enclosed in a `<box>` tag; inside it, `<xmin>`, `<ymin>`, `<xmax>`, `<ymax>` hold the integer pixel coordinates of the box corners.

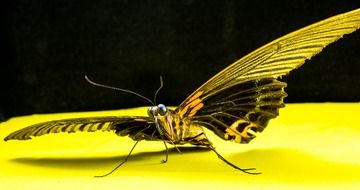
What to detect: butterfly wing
<box><xmin>4</xmin><ymin>116</ymin><xmax>159</xmax><ymax>141</ymax></box>
<box><xmin>177</xmin><ymin>9</ymin><xmax>360</xmax><ymax>143</ymax></box>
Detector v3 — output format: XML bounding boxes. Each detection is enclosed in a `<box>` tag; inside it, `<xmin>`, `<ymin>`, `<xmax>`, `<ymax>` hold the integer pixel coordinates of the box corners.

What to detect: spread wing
<box><xmin>4</xmin><ymin>116</ymin><xmax>159</xmax><ymax>141</ymax></box>
<box><xmin>176</xmin><ymin>9</ymin><xmax>360</xmax><ymax>143</ymax></box>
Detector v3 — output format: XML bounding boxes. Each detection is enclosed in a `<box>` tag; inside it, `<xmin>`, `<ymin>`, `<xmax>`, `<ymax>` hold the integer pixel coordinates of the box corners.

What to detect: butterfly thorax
<box><xmin>147</xmin><ymin>104</ymin><xmax>210</xmax><ymax>146</ymax></box>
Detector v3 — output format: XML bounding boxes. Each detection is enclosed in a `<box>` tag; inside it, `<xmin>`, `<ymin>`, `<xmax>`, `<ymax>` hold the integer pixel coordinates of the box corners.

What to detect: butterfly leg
<box><xmin>95</xmin><ymin>140</ymin><xmax>140</xmax><ymax>177</ymax></box>
<box><xmin>208</xmin><ymin>145</ymin><xmax>261</xmax><ymax>175</ymax></box>
<box><xmin>161</xmin><ymin>141</ymin><xmax>169</xmax><ymax>164</ymax></box>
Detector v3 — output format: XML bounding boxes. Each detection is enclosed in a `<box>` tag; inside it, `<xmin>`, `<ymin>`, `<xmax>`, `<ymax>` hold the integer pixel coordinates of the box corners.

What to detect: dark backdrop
<box><xmin>1</xmin><ymin>0</ymin><xmax>359</xmax><ymax>120</ymax></box>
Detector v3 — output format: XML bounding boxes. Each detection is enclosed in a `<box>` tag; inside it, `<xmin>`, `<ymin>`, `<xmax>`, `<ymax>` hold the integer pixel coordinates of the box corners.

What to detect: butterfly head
<box><xmin>147</xmin><ymin>104</ymin><xmax>168</xmax><ymax>118</ymax></box>
<box><xmin>147</xmin><ymin>104</ymin><xmax>179</xmax><ymax>141</ymax></box>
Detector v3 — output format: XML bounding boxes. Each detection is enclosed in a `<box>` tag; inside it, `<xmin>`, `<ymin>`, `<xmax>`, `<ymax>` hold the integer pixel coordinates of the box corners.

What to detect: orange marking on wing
<box><xmin>179</xmin><ymin>91</ymin><xmax>204</xmax><ymax>117</ymax></box>
<box><xmin>225</xmin><ymin>128</ymin><xmax>242</xmax><ymax>143</ymax></box>
<box><xmin>179</xmin><ymin>105</ymin><xmax>189</xmax><ymax>118</ymax></box>
<box><xmin>188</xmin><ymin>102</ymin><xmax>204</xmax><ymax>117</ymax></box>
<box><xmin>189</xmin><ymin>98</ymin><xmax>202</xmax><ymax>107</ymax></box>
<box><xmin>185</xmin><ymin>91</ymin><xmax>203</xmax><ymax>105</ymax></box>
<box><xmin>224</xmin><ymin>119</ymin><xmax>257</xmax><ymax>143</ymax></box>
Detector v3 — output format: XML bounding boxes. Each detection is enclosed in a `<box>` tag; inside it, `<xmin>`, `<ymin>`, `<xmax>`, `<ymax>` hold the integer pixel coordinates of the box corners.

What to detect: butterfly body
<box><xmin>140</xmin><ymin>104</ymin><xmax>211</xmax><ymax>146</ymax></box>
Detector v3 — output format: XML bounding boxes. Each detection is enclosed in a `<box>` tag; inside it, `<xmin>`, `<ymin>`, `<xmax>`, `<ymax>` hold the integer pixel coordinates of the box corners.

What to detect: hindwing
<box><xmin>188</xmin><ymin>78</ymin><xmax>286</xmax><ymax>143</ymax></box>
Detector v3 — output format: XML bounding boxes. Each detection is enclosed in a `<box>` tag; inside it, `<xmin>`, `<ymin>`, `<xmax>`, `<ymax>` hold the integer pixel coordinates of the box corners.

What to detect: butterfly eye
<box><xmin>157</xmin><ymin>104</ymin><xmax>167</xmax><ymax>116</ymax></box>
<box><xmin>147</xmin><ymin>107</ymin><xmax>155</xmax><ymax>118</ymax></box>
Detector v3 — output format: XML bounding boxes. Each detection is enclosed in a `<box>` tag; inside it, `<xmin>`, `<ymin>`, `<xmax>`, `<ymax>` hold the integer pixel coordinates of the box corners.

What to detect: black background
<box><xmin>1</xmin><ymin>0</ymin><xmax>359</xmax><ymax>120</ymax></box>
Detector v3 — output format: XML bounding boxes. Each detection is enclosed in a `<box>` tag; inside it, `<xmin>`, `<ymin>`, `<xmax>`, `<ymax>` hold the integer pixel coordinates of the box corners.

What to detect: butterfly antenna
<box><xmin>153</xmin><ymin>76</ymin><xmax>163</xmax><ymax>105</ymax></box>
<box><xmin>85</xmin><ymin>75</ymin><xmax>154</xmax><ymax>105</ymax></box>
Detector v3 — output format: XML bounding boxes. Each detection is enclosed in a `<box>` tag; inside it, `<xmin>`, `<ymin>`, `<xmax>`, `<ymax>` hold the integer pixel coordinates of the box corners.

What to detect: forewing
<box><xmin>4</xmin><ymin>116</ymin><xmax>157</xmax><ymax>141</ymax></box>
<box><xmin>177</xmin><ymin>9</ymin><xmax>360</xmax><ymax>143</ymax></box>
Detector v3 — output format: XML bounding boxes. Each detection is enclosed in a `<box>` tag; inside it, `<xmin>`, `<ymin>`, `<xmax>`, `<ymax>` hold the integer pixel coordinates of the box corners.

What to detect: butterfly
<box><xmin>4</xmin><ymin>9</ymin><xmax>360</xmax><ymax>177</ymax></box>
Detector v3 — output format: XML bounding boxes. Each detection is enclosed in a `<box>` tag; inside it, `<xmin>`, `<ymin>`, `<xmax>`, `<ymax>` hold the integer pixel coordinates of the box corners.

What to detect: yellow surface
<box><xmin>1</xmin><ymin>103</ymin><xmax>360</xmax><ymax>189</ymax></box>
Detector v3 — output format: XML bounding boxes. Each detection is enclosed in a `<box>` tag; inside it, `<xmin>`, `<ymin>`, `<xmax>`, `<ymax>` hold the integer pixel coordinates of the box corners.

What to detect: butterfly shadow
<box><xmin>10</xmin><ymin>146</ymin><xmax>212</xmax><ymax>170</ymax></box>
